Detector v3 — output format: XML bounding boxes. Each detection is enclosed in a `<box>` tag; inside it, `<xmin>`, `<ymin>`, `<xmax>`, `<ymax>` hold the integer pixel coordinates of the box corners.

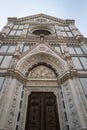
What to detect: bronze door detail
<box><xmin>25</xmin><ymin>92</ymin><xmax>60</xmax><ymax>130</ymax></box>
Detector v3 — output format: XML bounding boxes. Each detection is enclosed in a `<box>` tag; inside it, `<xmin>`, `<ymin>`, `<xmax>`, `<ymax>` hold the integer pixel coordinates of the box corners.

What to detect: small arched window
<box><xmin>32</xmin><ymin>29</ymin><xmax>51</xmax><ymax>35</ymax></box>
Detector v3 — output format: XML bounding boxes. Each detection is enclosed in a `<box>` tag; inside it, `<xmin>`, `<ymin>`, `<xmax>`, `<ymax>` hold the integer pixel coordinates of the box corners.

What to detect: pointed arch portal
<box><xmin>16</xmin><ymin>43</ymin><xmax>68</xmax><ymax>79</ymax></box>
<box><xmin>25</xmin><ymin>92</ymin><xmax>60</xmax><ymax>130</ymax></box>
<box><xmin>15</xmin><ymin>44</ymin><xmax>69</xmax><ymax>130</ymax></box>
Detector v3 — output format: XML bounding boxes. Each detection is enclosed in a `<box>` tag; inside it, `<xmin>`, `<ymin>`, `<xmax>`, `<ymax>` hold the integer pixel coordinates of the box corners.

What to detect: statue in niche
<box><xmin>40</xmin><ymin>34</ymin><xmax>44</xmax><ymax>41</ymax></box>
<box><xmin>68</xmin><ymin>59</ymin><xmax>74</xmax><ymax>69</ymax></box>
<box><xmin>28</xmin><ymin>65</ymin><xmax>56</xmax><ymax>78</ymax></box>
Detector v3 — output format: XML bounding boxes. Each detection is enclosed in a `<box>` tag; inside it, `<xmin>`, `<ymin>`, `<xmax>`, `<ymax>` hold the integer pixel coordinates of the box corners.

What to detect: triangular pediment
<box><xmin>8</xmin><ymin>14</ymin><xmax>67</xmax><ymax>24</ymax></box>
<box><xmin>16</xmin><ymin>42</ymin><xmax>68</xmax><ymax>77</ymax></box>
<box><xmin>17</xmin><ymin>14</ymin><xmax>65</xmax><ymax>24</ymax></box>
<box><xmin>19</xmin><ymin>42</ymin><xmax>64</xmax><ymax>61</ymax></box>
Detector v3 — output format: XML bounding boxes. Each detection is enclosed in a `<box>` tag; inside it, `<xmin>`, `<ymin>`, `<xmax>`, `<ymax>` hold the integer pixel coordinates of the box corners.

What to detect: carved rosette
<box><xmin>62</xmin><ymin>81</ymin><xmax>81</xmax><ymax>130</ymax></box>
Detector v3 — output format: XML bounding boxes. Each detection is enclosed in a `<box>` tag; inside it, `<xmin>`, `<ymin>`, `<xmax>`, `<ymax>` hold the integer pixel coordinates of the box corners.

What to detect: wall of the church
<box><xmin>0</xmin><ymin>14</ymin><xmax>87</xmax><ymax>130</ymax></box>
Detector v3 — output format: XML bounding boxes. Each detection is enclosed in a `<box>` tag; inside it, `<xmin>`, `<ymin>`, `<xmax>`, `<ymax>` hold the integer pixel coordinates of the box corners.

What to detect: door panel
<box><xmin>25</xmin><ymin>92</ymin><xmax>60</xmax><ymax>130</ymax></box>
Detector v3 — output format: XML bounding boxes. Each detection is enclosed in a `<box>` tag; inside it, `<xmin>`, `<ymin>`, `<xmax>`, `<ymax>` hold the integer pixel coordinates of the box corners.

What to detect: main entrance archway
<box><xmin>25</xmin><ymin>92</ymin><xmax>60</xmax><ymax>130</ymax></box>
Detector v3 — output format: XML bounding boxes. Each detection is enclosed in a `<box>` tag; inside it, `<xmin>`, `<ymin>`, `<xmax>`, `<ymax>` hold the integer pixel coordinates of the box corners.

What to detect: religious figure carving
<box><xmin>28</xmin><ymin>65</ymin><xmax>56</xmax><ymax>78</ymax></box>
<box><xmin>40</xmin><ymin>34</ymin><xmax>44</xmax><ymax>41</ymax></box>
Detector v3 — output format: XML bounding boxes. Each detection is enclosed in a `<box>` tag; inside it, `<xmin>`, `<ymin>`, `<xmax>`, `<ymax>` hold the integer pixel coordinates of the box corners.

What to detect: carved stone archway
<box><xmin>16</xmin><ymin>52</ymin><xmax>67</xmax><ymax>79</ymax></box>
<box><xmin>13</xmin><ymin>49</ymin><xmax>69</xmax><ymax>130</ymax></box>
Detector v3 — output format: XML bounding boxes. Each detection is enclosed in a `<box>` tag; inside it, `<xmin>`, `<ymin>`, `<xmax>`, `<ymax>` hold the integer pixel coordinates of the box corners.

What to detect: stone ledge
<box><xmin>79</xmin><ymin>128</ymin><xmax>87</xmax><ymax>130</ymax></box>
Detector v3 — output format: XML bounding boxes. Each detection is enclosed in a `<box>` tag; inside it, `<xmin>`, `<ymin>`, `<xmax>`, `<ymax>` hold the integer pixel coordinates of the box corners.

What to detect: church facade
<box><xmin>0</xmin><ymin>14</ymin><xmax>87</xmax><ymax>130</ymax></box>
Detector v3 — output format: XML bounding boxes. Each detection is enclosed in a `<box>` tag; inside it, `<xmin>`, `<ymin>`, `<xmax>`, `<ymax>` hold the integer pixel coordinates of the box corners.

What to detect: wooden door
<box><xmin>25</xmin><ymin>92</ymin><xmax>60</xmax><ymax>130</ymax></box>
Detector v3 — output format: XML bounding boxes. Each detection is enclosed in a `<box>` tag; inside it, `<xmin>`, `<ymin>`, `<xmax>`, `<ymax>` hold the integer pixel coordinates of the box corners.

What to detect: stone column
<box><xmin>4</xmin><ymin>79</ymin><xmax>23</xmax><ymax>130</ymax></box>
<box><xmin>62</xmin><ymin>80</ymin><xmax>81</xmax><ymax>130</ymax></box>
<box><xmin>72</xmin><ymin>78</ymin><xmax>87</xmax><ymax>129</ymax></box>
<box><xmin>0</xmin><ymin>78</ymin><xmax>17</xmax><ymax>129</ymax></box>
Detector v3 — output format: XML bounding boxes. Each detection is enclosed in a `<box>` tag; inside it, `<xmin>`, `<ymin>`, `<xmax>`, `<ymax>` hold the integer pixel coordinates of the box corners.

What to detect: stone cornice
<box><xmin>8</xmin><ymin>17</ymin><xmax>17</xmax><ymax>22</ymax></box>
<box><xmin>0</xmin><ymin>68</ymin><xmax>77</xmax><ymax>85</ymax></box>
<box><xmin>65</xmin><ymin>19</ymin><xmax>75</xmax><ymax>24</ymax></box>
<box><xmin>0</xmin><ymin>36</ymin><xmax>79</xmax><ymax>43</ymax></box>
<box><xmin>77</xmin><ymin>36</ymin><xmax>87</xmax><ymax>42</ymax></box>
<box><xmin>7</xmin><ymin>13</ymin><xmax>75</xmax><ymax>25</ymax></box>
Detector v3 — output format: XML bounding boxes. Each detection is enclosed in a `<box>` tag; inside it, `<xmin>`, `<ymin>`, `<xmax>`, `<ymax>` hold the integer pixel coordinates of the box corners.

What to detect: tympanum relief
<box><xmin>28</xmin><ymin>65</ymin><xmax>56</xmax><ymax>79</ymax></box>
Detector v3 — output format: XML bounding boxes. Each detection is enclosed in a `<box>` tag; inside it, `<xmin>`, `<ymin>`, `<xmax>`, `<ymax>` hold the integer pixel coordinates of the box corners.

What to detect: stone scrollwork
<box><xmin>16</xmin><ymin>43</ymin><xmax>67</xmax><ymax>78</ymax></box>
<box><xmin>76</xmin><ymin>80</ymin><xmax>87</xmax><ymax>120</ymax></box>
<box><xmin>0</xmin><ymin>77</ymin><xmax>11</xmax><ymax>117</ymax></box>
<box><xmin>62</xmin><ymin>81</ymin><xmax>81</xmax><ymax>130</ymax></box>
<box><xmin>5</xmin><ymin>82</ymin><xmax>21</xmax><ymax>130</ymax></box>
<box><xmin>20</xmin><ymin>53</ymin><xmax>65</xmax><ymax>77</ymax></box>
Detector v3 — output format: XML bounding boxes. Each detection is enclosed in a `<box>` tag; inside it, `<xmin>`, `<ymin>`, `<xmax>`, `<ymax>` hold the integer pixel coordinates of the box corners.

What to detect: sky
<box><xmin>0</xmin><ymin>0</ymin><xmax>87</xmax><ymax>37</ymax></box>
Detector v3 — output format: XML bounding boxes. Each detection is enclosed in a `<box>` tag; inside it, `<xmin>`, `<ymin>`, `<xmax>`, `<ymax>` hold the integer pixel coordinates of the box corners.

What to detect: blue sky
<box><xmin>0</xmin><ymin>0</ymin><xmax>87</xmax><ymax>37</ymax></box>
